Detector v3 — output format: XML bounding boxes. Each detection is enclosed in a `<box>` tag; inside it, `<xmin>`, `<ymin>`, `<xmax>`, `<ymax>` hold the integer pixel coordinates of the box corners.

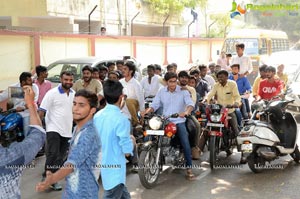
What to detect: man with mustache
<box><xmin>38</xmin><ymin>71</ymin><xmax>75</xmax><ymax>191</ymax></box>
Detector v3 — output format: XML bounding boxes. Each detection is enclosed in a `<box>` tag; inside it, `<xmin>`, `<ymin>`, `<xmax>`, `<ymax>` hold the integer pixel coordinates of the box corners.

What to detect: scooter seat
<box><xmin>247</xmin><ymin>120</ymin><xmax>274</xmax><ymax>131</ymax></box>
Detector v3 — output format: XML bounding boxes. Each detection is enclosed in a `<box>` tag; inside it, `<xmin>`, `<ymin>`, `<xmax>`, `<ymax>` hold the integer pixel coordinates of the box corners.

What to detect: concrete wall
<box><xmin>0</xmin><ymin>30</ymin><xmax>224</xmax><ymax>90</ymax></box>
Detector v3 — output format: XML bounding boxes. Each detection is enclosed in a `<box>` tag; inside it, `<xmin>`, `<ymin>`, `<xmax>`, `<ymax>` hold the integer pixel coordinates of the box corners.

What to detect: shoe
<box><xmin>226</xmin><ymin>149</ymin><xmax>233</xmax><ymax>157</ymax></box>
<box><xmin>240</xmin><ymin>157</ymin><xmax>247</xmax><ymax>164</ymax></box>
<box><xmin>130</xmin><ymin>163</ymin><xmax>139</xmax><ymax>173</ymax></box>
<box><xmin>50</xmin><ymin>183</ymin><xmax>62</xmax><ymax>191</ymax></box>
<box><xmin>192</xmin><ymin>147</ymin><xmax>201</xmax><ymax>160</ymax></box>
<box><xmin>185</xmin><ymin>169</ymin><xmax>196</xmax><ymax>181</ymax></box>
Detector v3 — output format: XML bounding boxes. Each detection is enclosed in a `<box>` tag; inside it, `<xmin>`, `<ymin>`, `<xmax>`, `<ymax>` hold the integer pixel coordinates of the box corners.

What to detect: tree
<box><xmin>142</xmin><ymin>0</ymin><xmax>198</xmax><ymax>15</ymax></box>
<box><xmin>209</xmin><ymin>13</ymin><xmax>232</xmax><ymax>38</ymax></box>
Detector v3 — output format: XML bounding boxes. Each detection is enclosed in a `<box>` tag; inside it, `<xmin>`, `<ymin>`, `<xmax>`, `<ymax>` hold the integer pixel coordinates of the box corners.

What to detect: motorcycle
<box><xmin>138</xmin><ymin>113</ymin><xmax>185</xmax><ymax>189</ymax></box>
<box><xmin>0</xmin><ymin>108</ymin><xmax>24</xmax><ymax>147</ymax></box>
<box><xmin>237</xmin><ymin>97</ymin><xmax>300</xmax><ymax>173</ymax></box>
<box><xmin>204</xmin><ymin>103</ymin><xmax>236</xmax><ymax>169</ymax></box>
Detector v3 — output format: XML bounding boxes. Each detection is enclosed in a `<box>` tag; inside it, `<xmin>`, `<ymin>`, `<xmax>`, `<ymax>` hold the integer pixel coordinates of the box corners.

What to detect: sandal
<box><xmin>185</xmin><ymin>169</ymin><xmax>196</xmax><ymax>181</ymax></box>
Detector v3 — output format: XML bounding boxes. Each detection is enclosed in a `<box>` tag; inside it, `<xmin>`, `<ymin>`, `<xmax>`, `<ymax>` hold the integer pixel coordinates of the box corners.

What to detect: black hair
<box><xmin>103</xmin><ymin>79</ymin><xmax>124</xmax><ymax>104</ymax></box>
<box><xmin>164</xmin><ymin>72</ymin><xmax>177</xmax><ymax>81</ymax></box>
<box><xmin>60</xmin><ymin>70</ymin><xmax>74</xmax><ymax>78</ymax></box>
<box><xmin>190</xmin><ymin>69</ymin><xmax>200</xmax><ymax>75</ymax></box>
<box><xmin>107</xmin><ymin>62</ymin><xmax>115</xmax><ymax>68</ymax></box>
<box><xmin>208</xmin><ymin>63</ymin><xmax>216</xmax><ymax>68</ymax></box>
<box><xmin>116</xmin><ymin>60</ymin><xmax>124</xmax><ymax>65</ymax></box>
<box><xmin>236</xmin><ymin>43</ymin><xmax>245</xmax><ymax>49</ymax></box>
<box><xmin>101</xmin><ymin>27</ymin><xmax>106</xmax><ymax>31</ymax></box>
<box><xmin>216</xmin><ymin>70</ymin><xmax>229</xmax><ymax>77</ymax></box>
<box><xmin>171</xmin><ymin>62</ymin><xmax>178</xmax><ymax>68</ymax></box>
<box><xmin>167</xmin><ymin>64</ymin><xmax>175</xmax><ymax>71</ymax></box>
<box><xmin>154</xmin><ymin>64</ymin><xmax>161</xmax><ymax>71</ymax></box>
<box><xmin>98</xmin><ymin>65</ymin><xmax>108</xmax><ymax>72</ymax></box>
<box><xmin>75</xmin><ymin>89</ymin><xmax>98</xmax><ymax>108</ymax></box>
<box><xmin>108</xmin><ymin>71</ymin><xmax>120</xmax><ymax>79</ymax></box>
<box><xmin>230</xmin><ymin>64</ymin><xmax>240</xmax><ymax>70</ymax></box>
<box><xmin>198</xmin><ymin>64</ymin><xmax>207</xmax><ymax>71</ymax></box>
<box><xmin>82</xmin><ymin>65</ymin><xmax>93</xmax><ymax>73</ymax></box>
<box><xmin>92</xmin><ymin>67</ymin><xmax>99</xmax><ymax>72</ymax></box>
<box><xmin>124</xmin><ymin>61</ymin><xmax>136</xmax><ymax>77</ymax></box>
<box><xmin>266</xmin><ymin>66</ymin><xmax>276</xmax><ymax>73</ymax></box>
<box><xmin>19</xmin><ymin>72</ymin><xmax>32</xmax><ymax>84</ymax></box>
<box><xmin>35</xmin><ymin>65</ymin><xmax>47</xmax><ymax>77</ymax></box>
<box><xmin>147</xmin><ymin>64</ymin><xmax>155</xmax><ymax>71</ymax></box>
<box><xmin>259</xmin><ymin>64</ymin><xmax>268</xmax><ymax>72</ymax></box>
<box><xmin>178</xmin><ymin>70</ymin><xmax>189</xmax><ymax>78</ymax></box>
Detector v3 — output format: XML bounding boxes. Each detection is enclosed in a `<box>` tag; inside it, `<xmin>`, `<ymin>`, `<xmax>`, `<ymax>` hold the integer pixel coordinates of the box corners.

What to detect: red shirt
<box><xmin>258</xmin><ymin>79</ymin><xmax>283</xmax><ymax>100</ymax></box>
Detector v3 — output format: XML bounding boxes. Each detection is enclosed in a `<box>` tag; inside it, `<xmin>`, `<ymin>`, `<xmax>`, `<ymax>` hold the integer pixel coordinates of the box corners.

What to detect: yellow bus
<box><xmin>221</xmin><ymin>28</ymin><xmax>289</xmax><ymax>84</ymax></box>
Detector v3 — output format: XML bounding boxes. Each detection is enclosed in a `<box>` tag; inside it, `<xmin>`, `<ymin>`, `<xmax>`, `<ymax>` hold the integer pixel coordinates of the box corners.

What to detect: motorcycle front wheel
<box><xmin>247</xmin><ymin>152</ymin><xmax>264</xmax><ymax>173</ymax></box>
<box><xmin>209</xmin><ymin>136</ymin><xmax>218</xmax><ymax>170</ymax></box>
<box><xmin>138</xmin><ymin>147</ymin><xmax>160</xmax><ymax>189</ymax></box>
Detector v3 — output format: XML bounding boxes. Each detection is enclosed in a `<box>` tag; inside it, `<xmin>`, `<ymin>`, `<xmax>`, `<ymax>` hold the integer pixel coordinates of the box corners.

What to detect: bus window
<box><xmin>260</xmin><ymin>39</ymin><xmax>267</xmax><ymax>54</ymax></box>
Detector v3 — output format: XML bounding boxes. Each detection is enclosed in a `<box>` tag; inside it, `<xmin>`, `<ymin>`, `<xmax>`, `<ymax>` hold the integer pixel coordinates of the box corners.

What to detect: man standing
<box><xmin>231</xmin><ymin>43</ymin><xmax>253</xmax><ymax>77</ymax></box>
<box><xmin>38</xmin><ymin>71</ymin><xmax>75</xmax><ymax>191</ymax></box>
<box><xmin>73</xmin><ymin>65</ymin><xmax>103</xmax><ymax>101</ymax></box>
<box><xmin>36</xmin><ymin>90</ymin><xmax>101</xmax><ymax>199</ymax></box>
<box><xmin>257</xmin><ymin>66</ymin><xmax>284</xmax><ymax>101</ymax></box>
<box><xmin>120</xmin><ymin>61</ymin><xmax>145</xmax><ymax>127</ymax></box>
<box><xmin>140</xmin><ymin>64</ymin><xmax>162</xmax><ymax>98</ymax></box>
<box><xmin>34</xmin><ymin>65</ymin><xmax>52</xmax><ymax>107</ymax></box>
<box><xmin>198</xmin><ymin>64</ymin><xmax>216</xmax><ymax>90</ymax></box>
<box><xmin>142</xmin><ymin>72</ymin><xmax>196</xmax><ymax>180</ymax></box>
<box><xmin>94</xmin><ymin>80</ymin><xmax>134</xmax><ymax>199</ymax></box>
<box><xmin>276</xmin><ymin>64</ymin><xmax>288</xmax><ymax>89</ymax></box>
<box><xmin>0</xmin><ymin>86</ymin><xmax>45</xmax><ymax>199</ymax></box>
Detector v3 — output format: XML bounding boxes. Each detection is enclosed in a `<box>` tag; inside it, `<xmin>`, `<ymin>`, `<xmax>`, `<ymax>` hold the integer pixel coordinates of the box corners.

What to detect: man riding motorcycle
<box><xmin>199</xmin><ymin>70</ymin><xmax>241</xmax><ymax>156</ymax></box>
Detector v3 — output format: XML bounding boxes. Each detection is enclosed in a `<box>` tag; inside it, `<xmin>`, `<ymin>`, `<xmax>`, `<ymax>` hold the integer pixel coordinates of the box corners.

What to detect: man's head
<box><xmin>81</xmin><ymin>65</ymin><xmax>93</xmax><ymax>83</ymax></box>
<box><xmin>230</xmin><ymin>64</ymin><xmax>240</xmax><ymax>75</ymax></box>
<box><xmin>215</xmin><ymin>65</ymin><xmax>221</xmax><ymax>73</ymax></box>
<box><xmin>19</xmin><ymin>72</ymin><xmax>33</xmax><ymax>87</ymax></box>
<box><xmin>107</xmin><ymin>62</ymin><xmax>116</xmax><ymax>72</ymax></box>
<box><xmin>198</xmin><ymin>64</ymin><xmax>208</xmax><ymax>78</ymax></box>
<box><xmin>60</xmin><ymin>71</ymin><xmax>74</xmax><ymax>90</ymax></box>
<box><xmin>35</xmin><ymin>65</ymin><xmax>48</xmax><ymax>78</ymax></box>
<box><xmin>235</xmin><ymin>43</ymin><xmax>245</xmax><ymax>56</ymax></box>
<box><xmin>190</xmin><ymin>69</ymin><xmax>200</xmax><ymax>80</ymax></box>
<box><xmin>100</xmin><ymin>27</ymin><xmax>106</xmax><ymax>35</ymax></box>
<box><xmin>216</xmin><ymin>70</ymin><xmax>229</xmax><ymax>85</ymax></box>
<box><xmin>221</xmin><ymin>51</ymin><xmax>226</xmax><ymax>58</ymax></box>
<box><xmin>188</xmin><ymin>75</ymin><xmax>197</xmax><ymax>88</ymax></box>
<box><xmin>108</xmin><ymin>71</ymin><xmax>120</xmax><ymax>81</ymax></box>
<box><xmin>266</xmin><ymin>66</ymin><xmax>276</xmax><ymax>79</ymax></box>
<box><xmin>178</xmin><ymin>70</ymin><xmax>189</xmax><ymax>86</ymax></box>
<box><xmin>259</xmin><ymin>64</ymin><xmax>268</xmax><ymax>78</ymax></box>
<box><xmin>73</xmin><ymin>89</ymin><xmax>98</xmax><ymax>123</ymax></box>
<box><xmin>147</xmin><ymin>64</ymin><xmax>155</xmax><ymax>77</ymax></box>
<box><xmin>166</xmin><ymin>64</ymin><xmax>176</xmax><ymax>73</ymax></box>
<box><xmin>122</xmin><ymin>61</ymin><xmax>136</xmax><ymax>78</ymax></box>
<box><xmin>103</xmin><ymin>79</ymin><xmax>125</xmax><ymax>105</ymax></box>
<box><xmin>116</xmin><ymin>60</ymin><xmax>124</xmax><ymax>71</ymax></box>
<box><xmin>92</xmin><ymin>67</ymin><xmax>100</xmax><ymax>79</ymax></box>
<box><xmin>208</xmin><ymin>63</ymin><xmax>216</xmax><ymax>73</ymax></box>
<box><xmin>164</xmin><ymin>72</ymin><xmax>178</xmax><ymax>92</ymax></box>
<box><xmin>154</xmin><ymin>64</ymin><xmax>162</xmax><ymax>75</ymax></box>
<box><xmin>277</xmin><ymin>64</ymin><xmax>285</xmax><ymax>73</ymax></box>
<box><xmin>98</xmin><ymin>65</ymin><xmax>108</xmax><ymax>81</ymax></box>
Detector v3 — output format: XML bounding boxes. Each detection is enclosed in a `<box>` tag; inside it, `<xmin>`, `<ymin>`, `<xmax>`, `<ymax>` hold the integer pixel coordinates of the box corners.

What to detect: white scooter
<box><xmin>237</xmin><ymin>97</ymin><xmax>300</xmax><ymax>173</ymax></box>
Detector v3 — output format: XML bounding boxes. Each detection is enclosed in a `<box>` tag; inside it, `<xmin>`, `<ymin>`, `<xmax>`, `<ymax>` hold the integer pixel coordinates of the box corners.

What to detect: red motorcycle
<box><xmin>204</xmin><ymin>104</ymin><xmax>236</xmax><ymax>169</ymax></box>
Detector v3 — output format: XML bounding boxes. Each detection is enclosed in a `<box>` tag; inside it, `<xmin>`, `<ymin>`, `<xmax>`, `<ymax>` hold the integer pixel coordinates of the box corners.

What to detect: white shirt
<box><xmin>0</xmin><ymin>83</ymin><xmax>39</xmax><ymax>109</ymax></box>
<box><xmin>39</xmin><ymin>85</ymin><xmax>75</xmax><ymax>138</ymax></box>
<box><xmin>231</xmin><ymin>54</ymin><xmax>253</xmax><ymax>75</ymax></box>
<box><xmin>203</xmin><ymin>75</ymin><xmax>216</xmax><ymax>90</ymax></box>
<box><xmin>120</xmin><ymin>77</ymin><xmax>145</xmax><ymax>111</ymax></box>
<box><xmin>140</xmin><ymin>74</ymin><xmax>162</xmax><ymax>98</ymax></box>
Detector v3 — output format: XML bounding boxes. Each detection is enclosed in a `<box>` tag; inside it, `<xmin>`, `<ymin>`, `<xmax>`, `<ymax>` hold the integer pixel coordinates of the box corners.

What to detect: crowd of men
<box><xmin>0</xmin><ymin>43</ymin><xmax>288</xmax><ymax>199</ymax></box>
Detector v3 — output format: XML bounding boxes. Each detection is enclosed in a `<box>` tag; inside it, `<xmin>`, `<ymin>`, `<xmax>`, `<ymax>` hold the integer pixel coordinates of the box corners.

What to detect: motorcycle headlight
<box><xmin>210</xmin><ymin>114</ymin><xmax>221</xmax><ymax>122</ymax></box>
<box><xmin>149</xmin><ymin>116</ymin><xmax>162</xmax><ymax>130</ymax></box>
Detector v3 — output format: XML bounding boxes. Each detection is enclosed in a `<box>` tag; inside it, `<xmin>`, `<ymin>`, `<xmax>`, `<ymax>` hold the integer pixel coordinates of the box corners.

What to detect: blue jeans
<box><xmin>176</xmin><ymin>122</ymin><xmax>192</xmax><ymax>167</ymax></box>
<box><xmin>103</xmin><ymin>183</ymin><xmax>131</xmax><ymax>199</ymax></box>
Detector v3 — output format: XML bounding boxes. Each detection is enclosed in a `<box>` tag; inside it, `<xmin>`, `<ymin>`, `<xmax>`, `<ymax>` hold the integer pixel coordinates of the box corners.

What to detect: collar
<box><xmin>105</xmin><ymin>103</ymin><xmax>121</xmax><ymax>111</ymax></box>
<box><xmin>58</xmin><ymin>84</ymin><xmax>74</xmax><ymax>94</ymax></box>
<box><xmin>163</xmin><ymin>85</ymin><xmax>181</xmax><ymax>93</ymax></box>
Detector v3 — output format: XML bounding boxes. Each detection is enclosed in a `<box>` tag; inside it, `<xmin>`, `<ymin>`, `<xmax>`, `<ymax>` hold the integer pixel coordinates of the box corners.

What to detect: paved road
<box><xmin>21</xmin><ymin>135</ymin><xmax>300</xmax><ymax>199</ymax></box>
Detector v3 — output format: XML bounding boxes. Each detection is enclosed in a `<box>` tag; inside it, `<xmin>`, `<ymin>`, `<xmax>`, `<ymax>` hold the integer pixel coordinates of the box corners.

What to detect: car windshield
<box><xmin>47</xmin><ymin>63</ymin><xmax>88</xmax><ymax>82</ymax></box>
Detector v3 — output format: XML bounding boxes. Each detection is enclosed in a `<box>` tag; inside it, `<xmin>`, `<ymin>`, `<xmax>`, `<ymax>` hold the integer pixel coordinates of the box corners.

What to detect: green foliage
<box><xmin>143</xmin><ymin>0</ymin><xmax>198</xmax><ymax>15</ymax></box>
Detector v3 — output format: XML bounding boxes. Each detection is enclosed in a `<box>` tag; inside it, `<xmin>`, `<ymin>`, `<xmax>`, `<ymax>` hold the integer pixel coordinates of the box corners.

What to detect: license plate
<box><xmin>206</xmin><ymin>123</ymin><xmax>224</xmax><ymax>127</ymax></box>
<box><xmin>146</xmin><ymin>130</ymin><xmax>164</xmax><ymax>136</ymax></box>
<box><xmin>241</xmin><ymin>143</ymin><xmax>253</xmax><ymax>152</ymax></box>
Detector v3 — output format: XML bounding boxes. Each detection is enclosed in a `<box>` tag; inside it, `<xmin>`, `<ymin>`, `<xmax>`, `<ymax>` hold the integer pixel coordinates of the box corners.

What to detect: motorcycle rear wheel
<box><xmin>291</xmin><ymin>144</ymin><xmax>300</xmax><ymax>163</ymax></box>
<box><xmin>138</xmin><ymin>148</ymin><xmax>160</xmax><ymax>189</ymax></box>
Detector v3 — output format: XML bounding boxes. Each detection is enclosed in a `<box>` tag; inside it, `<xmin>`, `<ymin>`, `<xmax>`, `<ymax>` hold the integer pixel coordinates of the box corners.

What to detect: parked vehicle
<box><xmin>285</xmin><ymin>68</ymin><xmax>300</xmax><ymax>116</ymax></box>
<box><xmin>237</xmin><ymin>96</ymin><xmax>300</xmax><ymax>173</ymax></box>
<box><xmin>0</xmin><ymin>108</ymin><xmax>24</xmax><ymax>147</ymax></box>
<box><xmin>204</xmin><ymin>104</ymin><xmax>236</xmax><ymax>169</ymax></box>
<box><xmin>45</xmin><ymin>56</ymin><xmax>142</xmax><ymax>85</ymax></box>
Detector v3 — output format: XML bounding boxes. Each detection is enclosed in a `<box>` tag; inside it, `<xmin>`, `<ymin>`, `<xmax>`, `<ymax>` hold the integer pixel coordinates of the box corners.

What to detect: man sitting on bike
<box><xmin>142</xmin><ymin>72</ymin><xmax>196</xmax><ymax>180</ymax></box>
<box><xmin>199</xmin><ymin>70</ymin><xmax>241</xmax><ymax>156</ymax></box>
